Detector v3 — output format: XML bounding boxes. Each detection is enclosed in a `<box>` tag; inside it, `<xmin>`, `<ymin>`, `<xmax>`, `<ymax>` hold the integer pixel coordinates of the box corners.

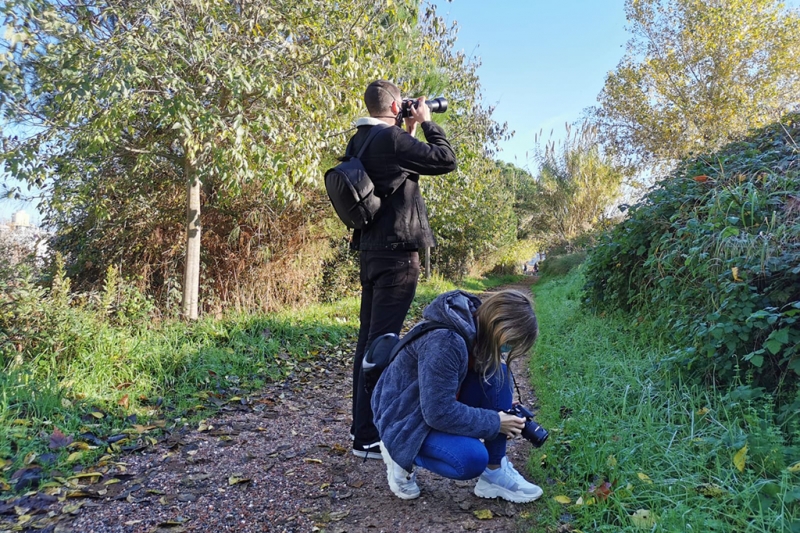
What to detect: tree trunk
<box><xmin>182</xmin><ymin>156</ymin><xmax>201</xmax><ymax>320</ymax></box>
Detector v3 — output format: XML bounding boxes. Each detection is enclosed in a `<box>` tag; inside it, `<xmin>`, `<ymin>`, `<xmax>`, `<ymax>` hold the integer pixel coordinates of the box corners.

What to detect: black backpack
<box><xmin>324</xmin><ymin>123</ymin><xmax>390</xmax><ymax>230</ymax></box>
<box><xmin>361</xmin><ymin>320</ymin><xmax>468</xmax><ymax>393</ymax></box>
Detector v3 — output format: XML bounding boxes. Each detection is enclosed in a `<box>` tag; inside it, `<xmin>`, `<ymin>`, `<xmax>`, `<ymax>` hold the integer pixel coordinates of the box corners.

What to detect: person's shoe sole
<box><xmin>351</xmin><ymin>448</ymin><xmax>382</xmax><ymax>460</ymax></box>
<box><xmin>380</xmin><ymin>442</ymin><xmax>420</xmax><ymax>500</ymax></box>
<box><xmin>474</xmin><ymin>479</ymin><xmax>543</xmax><ymax>503</ymax></box>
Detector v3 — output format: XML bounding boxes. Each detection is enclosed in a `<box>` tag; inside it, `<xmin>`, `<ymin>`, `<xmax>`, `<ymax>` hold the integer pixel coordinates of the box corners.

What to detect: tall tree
<box><xmin>531</xmin><ymin>123</ymin><xmax>624</xmax><ymax>243</ymax></box>
<box><xmin>590</xmin><ymin>0</ymin><xmax>800</xmax><ymax>170</ymax></box>
<box><xmin>0</xmin><ymin>0</ymin><xmax>414</xmax><ymax>318</ymax></box>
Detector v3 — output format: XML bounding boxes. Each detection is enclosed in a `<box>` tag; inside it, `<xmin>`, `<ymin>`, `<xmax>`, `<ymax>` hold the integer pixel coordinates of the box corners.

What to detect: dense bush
<box><xmin>539</xmin><ymin>252</ymin><xmax>587</xmax><ymax>276</ymax></box>
<box><xmin>585</xmin><ymin>114</ymin><xmax>799</xmax><ymax>400</ymax></box>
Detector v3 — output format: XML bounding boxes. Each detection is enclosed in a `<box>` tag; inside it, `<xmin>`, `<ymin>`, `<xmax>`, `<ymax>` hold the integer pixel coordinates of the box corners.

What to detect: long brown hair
<box><xmin>473</xmin><ymin>289</ymin><xmax>538</xmax><ymax>379</ymax></box>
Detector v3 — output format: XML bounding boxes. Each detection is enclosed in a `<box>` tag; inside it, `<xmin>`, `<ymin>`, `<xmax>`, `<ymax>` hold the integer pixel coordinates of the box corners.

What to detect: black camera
<box><xmin>506</xmin><ymin>404</ymin><xmax>549</xmax><ymax>447</ymax></box>
<box><xmin>401</xmin><ymin>97</ymin><xmax>448</xmax><ymax>118</ymax></box>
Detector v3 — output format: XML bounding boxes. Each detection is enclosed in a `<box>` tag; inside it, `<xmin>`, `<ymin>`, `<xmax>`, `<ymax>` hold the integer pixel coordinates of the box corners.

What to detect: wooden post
<box><xmin>425</xmin><ymin>247</ymin><xmax>431</xmax><ymax>280</ymax></box>
<box><xmin>182</xmin><ymin>155</ymin><xmax>201</xmax><ymax>320</ymax></box>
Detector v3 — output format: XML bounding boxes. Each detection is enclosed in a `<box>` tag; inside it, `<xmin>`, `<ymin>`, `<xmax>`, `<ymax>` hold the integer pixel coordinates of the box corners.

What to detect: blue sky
<box><xmin>432</xmin><ymin>0</ymin><xmax>629</xmax><ymax>170</ymax></box>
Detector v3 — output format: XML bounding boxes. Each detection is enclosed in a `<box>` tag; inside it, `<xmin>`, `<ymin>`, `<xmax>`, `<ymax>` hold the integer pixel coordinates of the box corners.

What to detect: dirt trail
<box><xmin>47</xmin><ymin>279</ymin><xmax>545</xmax><ymax>533</ymax></box>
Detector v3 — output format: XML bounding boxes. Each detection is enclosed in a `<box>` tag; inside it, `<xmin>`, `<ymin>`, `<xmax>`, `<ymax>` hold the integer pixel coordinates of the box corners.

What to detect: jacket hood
<box><xmin>421</xmin><ymin>290</ymin><xmax>481</xmax><ymax>346</ymax></box>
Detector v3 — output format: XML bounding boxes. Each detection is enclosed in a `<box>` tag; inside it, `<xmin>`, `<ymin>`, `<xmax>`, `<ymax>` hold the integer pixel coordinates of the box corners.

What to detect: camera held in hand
<box><xmin>401</xmin><ymin>97</ymin><xmax>448</xmax><ymax>118</ymax></box>
<box><xmin>506</xmin><ymin>404</ymin><xmax>549</xmax><ymax>447</ymax></box>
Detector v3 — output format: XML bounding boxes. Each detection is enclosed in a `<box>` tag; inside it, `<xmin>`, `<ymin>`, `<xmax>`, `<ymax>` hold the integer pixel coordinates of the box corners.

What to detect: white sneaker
<box><xmin>474</xmin><ymin>457</ymin><xmax>543</xmax><ymax>503</ymax></box>
<box><xmin>379</xmin><ymin>441</ymin><xmax>420</xmax><ymax>500</ymax></box>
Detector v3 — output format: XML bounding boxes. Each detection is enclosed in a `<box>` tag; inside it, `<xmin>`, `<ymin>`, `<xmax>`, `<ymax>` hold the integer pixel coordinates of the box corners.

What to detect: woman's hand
<box><xmin>498</xmin><ymin>411</ymin><xmax>526</xmax><ymax>439</ymax></box>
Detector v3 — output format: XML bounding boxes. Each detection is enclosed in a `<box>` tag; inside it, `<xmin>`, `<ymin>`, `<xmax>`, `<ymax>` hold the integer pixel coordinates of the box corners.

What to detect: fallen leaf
<box><xmin>591</xmin><ymin>481</ymin><xmax>613</xmax><ymax>500</ymax></box>
<box><xmin>554</xmin><ymin>495</ymin><xmax>571</xmax><ymax>504</ymax></box>
<box><xmin>473</xmin><ymin>509</ymin><xmax>493</xmax><ymax>520</ymax></box>
<box><xmin>697</xmin><ymin>483</ymin><xmax>726</xmax><ymax>497</ymax></box>
<box><xmin>49</xmin><ymin>428</ymin><xmax>74</xmax><ymax>450</ymax></box>
<box><xmin>303</xmin><ymin>458</ymin><xmax>323</xmax><ymax>464</ymax></box>
<box><xmin>66</xmin><ymin>452</ymin><xmax>83</xmax><ymax>463</ymax></box>
<box><xmin>118</xmin><ymin>394</ymin><xmax>130</xmax><ymax>410</ymax></box>
<box><xmin>62</xmin><ymin>503</ymin><xmax>84</xmax><ymax>515</ymax></box>
<box><xmin>90</xmin><ymin>411</ymin><xmax>105</xmax><ymax>419</ymax></box>
<box><xmin>693</xmin><ymin>175</ymin><xmax>709</xmax><ymax>182</ymax></box>
<box><xmin>228</xmin><ymin>476</ymin><xmax>251</xmax><ymax>486</ymax></box>
<box><xmin>731</xmin><ymin>267</ymin><xmax>741</xmax><ymax>282</ymax></box>
<box><xmin>637</xmin><ymin>473</ymin><xmax>653</xmax><ymax>484</ymax></box>
<box><xmin>329</xmin><ymin>510</ymin><xmax>350</xmax><ymax>521</ymax></box>
<box><xmin>606</xmin><ymin>455</ymin><xmax>617</xmax><ymax>468</ymax></box>
<box><xmin>696</xmin><ymin>407</ymin><xmax>710</xmax><ymax>416</ymax></box>
<box><xmin>630</xmin><ymin>509</ymin><xmax>658</xmax><ymax>529</ymax></box>
<box><xmin>734</xmin><ymin>445</ymin><xmax>748</xmax><ymax>473</ymax></box>
<box><xmin>788</xmin><ymin>462</ymin><xmax>800</xmax><ymax>473</ymax></box>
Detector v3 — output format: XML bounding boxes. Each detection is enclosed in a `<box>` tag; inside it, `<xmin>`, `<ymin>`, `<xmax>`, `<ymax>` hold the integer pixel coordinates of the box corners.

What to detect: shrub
<box><xmin>585</xmin><ymin>113</ymin><xmax>800</xmax><ymax>400</ymax></box>
<box><xmin>539</xmin><ymin>252</ymin><xmax>587</xmax><ymax>276</ymax></box>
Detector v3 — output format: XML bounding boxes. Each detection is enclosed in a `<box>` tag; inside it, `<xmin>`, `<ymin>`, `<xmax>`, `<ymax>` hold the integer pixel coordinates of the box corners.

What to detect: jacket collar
<box><xmin>356</xmin><ymin>116</ymin><xmax>394</xmax><ymax>127</ymax></box>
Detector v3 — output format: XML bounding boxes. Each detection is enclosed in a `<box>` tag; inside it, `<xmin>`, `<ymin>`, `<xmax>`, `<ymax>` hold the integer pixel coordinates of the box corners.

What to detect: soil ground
<box><xmin>4</xmin><ymin>279</ymin><xmax>545</xmax><ymax>533</ymax></box>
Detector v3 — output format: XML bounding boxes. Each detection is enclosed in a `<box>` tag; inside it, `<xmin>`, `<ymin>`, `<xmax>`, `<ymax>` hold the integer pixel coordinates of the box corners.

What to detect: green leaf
<box><xmin>765</xmin><ymin>339</ymin><xmax>782</xmax><ymax>355</ymax></box>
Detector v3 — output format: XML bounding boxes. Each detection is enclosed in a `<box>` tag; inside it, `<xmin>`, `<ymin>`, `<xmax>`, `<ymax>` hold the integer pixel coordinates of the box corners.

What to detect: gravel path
<box><xmin>5</xmin><ymin>281</ymin><xmax>546</xmax><ymax>533</ymax></box>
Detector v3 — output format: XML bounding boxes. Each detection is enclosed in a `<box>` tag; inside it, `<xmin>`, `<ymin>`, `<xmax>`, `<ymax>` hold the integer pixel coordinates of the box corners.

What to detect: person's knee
<box><xmin>456</xmin><ymin>446</ymin><xmax>488</xmax><ymax>480</ymax></box>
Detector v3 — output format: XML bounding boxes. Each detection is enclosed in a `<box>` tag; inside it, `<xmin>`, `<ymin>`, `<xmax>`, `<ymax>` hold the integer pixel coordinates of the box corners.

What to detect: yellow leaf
<box><xmin>66</xmin><ymin>452</ymin><xmax>83</xmax><ymax>463</ymax></box>
<box><xmin>637</xmin><ymin>473</ymin><xmax>653</xmax><ymax>484</ymax></box>
<box><xmin>68</xmin><ymin>472</ymin><xmax>102</xmax><ymax>480</ymax></box>
<box><xmin>607</xmin><ymin>455</ymin><xmax>618</xmax><ymax>468</ymax></box>
<box><xmin>696</xmin><ymin>407</ymin><xmax>710</xmax><ymax>416</ymax></box>
<box><xmin>734</xmin><ymin>445</ymin><xmax>748</xmax><ymax>473</ymax></box>
<box><xmin>473</xmin><ymin>509</ymin><xmax>493</xmax><ymax>520</ymax></box>
<box><xmin>228</xmin><ymin>476</ymin><xmax>251</xmax><ymax>486</ymax></box>
<box><xmin>630</xmin><ymin>509</ymin><xmax>658</xmax><ymax>529</ymax></box>
<box><xmin>303</xmin><ymin>458</ymin><xmax>323</xmax><ymax>464</ymax></box>
<box><xmin>554</xmin><ymin>495</ymin><xmax>571</xmax><ymax>504</ymax></box>
<box><xmin>697</xmin><ymin>483</ymin><xmax>726</xmax><ymax>497</ymax></box>
<box><xmin>104</xmin><ymin>478</ymin><xmax>121</xmax><ymax>485</ymax></box>
<box><xmin>788</xmin><ymin>462</ymin><xmax>800</xmax><ymax>473</ymax></box>
<box><xmin>732</xmin><ymin>267</ymin><xmax>741</xmax><ymax>282</ymax></box>
<box><xmin>90</xmin><ymin>412</ymin><xmax>104</xmax><ymax>419</ymax></box>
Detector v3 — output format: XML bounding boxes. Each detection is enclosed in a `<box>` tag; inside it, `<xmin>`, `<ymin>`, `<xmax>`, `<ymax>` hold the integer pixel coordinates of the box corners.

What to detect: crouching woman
<box><xmin>371</xmin><ymin>289</ymin><xmax>543</xmax><ymax>502</ymax></box>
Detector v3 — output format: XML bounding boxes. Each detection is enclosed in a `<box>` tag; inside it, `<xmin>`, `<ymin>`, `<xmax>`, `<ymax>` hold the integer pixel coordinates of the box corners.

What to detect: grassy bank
<box><xmin>0</xmin><ymin>271</ymin><xmax>522</xmax><ymax>492</ymax></box>
<box><xmin>525</xmin><ymin>269</ymin><xmax>799</xmax><ymax>532</ymax></box>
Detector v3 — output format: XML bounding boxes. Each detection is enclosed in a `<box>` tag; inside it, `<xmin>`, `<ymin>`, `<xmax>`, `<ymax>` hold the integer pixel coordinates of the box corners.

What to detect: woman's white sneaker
<box><xmin>379</xmin><ymin>441</ymin><xmax>420</xmax><ymax>500</ymax></box>
<box><xmin>474</xmin><ymin>457</ymin><xmax>543</xmax><ymax>503</ymax></box>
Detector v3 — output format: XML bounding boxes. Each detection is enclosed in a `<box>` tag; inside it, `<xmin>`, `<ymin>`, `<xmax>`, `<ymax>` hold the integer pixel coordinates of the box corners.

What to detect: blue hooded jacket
<box><xmin>371</xmin><ymin>290</ymin><xmax>502</xmax><ymax>472</ymax></box>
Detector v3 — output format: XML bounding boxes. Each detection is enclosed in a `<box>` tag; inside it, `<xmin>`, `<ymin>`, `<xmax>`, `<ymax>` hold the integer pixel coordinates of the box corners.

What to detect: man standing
<box><xmin>348</xmin><ymin>80</ymin><xmax>457</xmax><ymax>459</ymax></box>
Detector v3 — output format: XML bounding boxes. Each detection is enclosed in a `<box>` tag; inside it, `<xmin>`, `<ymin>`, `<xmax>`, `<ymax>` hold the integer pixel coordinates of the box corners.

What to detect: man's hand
<box><xmin>404</xmin><ymin>96</ymin><xmax>432</xmax><ymax>136</ymax></box>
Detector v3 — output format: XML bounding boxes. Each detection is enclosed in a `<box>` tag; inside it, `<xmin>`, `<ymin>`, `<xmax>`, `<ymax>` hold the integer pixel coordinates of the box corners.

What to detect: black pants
<box><xmin>351</xmin><ymin>249</ymin><xmax>420</xmax><ymax>444</ymax></box>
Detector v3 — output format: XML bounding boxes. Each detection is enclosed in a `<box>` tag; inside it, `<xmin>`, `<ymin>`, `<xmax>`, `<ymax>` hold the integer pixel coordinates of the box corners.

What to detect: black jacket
<box><xmin>346</xmin><ymin>119</ymin><xmax>457</xmax><ymax>251</ymax></box>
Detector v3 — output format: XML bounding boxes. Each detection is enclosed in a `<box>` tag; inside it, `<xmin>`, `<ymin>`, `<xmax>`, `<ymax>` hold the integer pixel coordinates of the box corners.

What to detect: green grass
<box><xmin>0</xmin><ymin>271</ymin><xmax>513</xmax><ymax>491</ymax></box>
<box><xmin>524</xmin><ymin>268</ymin><xmax>800</xmax><ymax>532</ymax></box>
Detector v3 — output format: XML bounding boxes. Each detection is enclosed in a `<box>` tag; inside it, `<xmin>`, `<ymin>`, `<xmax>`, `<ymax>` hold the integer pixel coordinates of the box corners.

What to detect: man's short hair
<box><xmin>364</xmin><ymin>80</ymin><xmax>401</xmax><ymax>116</ymax></box>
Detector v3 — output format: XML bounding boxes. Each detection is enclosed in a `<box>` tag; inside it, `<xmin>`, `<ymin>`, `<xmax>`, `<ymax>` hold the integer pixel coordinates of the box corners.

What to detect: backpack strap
<box><xmin>387</xmin><ymin>320</ymin><xmax>468</xmax><ymax>365</ymax></box>
<box><xmin>346</xmin><ymin>123</ymin><xmax>391</xmax><ymax>159</ymax></box>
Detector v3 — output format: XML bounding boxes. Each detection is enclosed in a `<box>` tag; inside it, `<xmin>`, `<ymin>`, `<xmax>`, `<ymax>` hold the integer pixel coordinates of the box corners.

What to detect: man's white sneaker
<box><xmin>474</xmin><ymin>457</ymin><xmax>543</xmax><ymax>503</ymax></box>
<box><xmin>379</xmin><ymin>441</ymin><xmax>420</xmax><ymax>500</ymax></box>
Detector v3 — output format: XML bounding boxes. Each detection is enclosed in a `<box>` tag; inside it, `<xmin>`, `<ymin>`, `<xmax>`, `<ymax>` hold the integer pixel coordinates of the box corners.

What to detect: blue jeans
<box><xmin>412</xmin><ymin>364</ymin><xmax>513</xmax><ymax>480</ymax></box>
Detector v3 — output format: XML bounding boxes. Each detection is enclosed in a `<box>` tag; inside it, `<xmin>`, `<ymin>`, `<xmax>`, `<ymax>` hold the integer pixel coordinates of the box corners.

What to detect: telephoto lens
<box><xmin>401</xmin><ymin>97</ymin><xmax>449</xmax><ymax>117</ymax></box>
